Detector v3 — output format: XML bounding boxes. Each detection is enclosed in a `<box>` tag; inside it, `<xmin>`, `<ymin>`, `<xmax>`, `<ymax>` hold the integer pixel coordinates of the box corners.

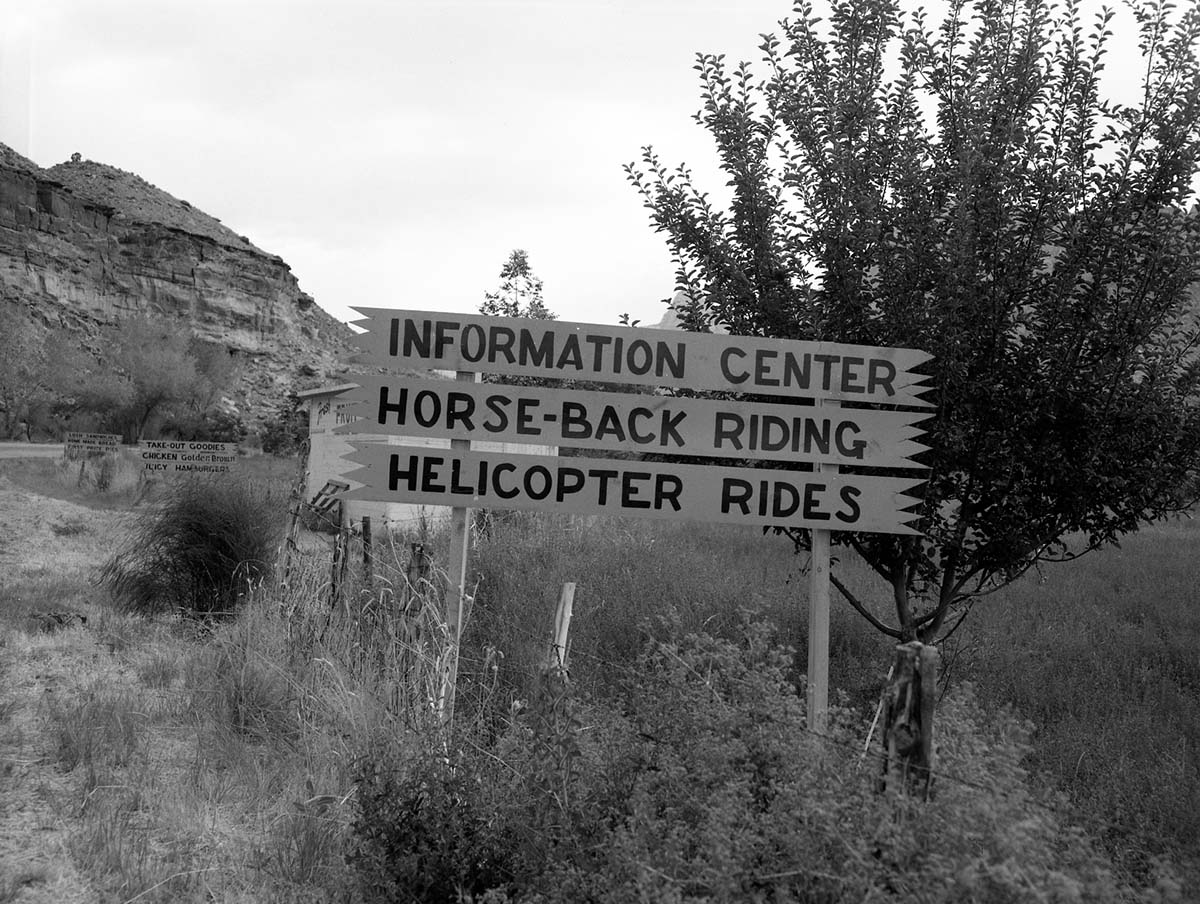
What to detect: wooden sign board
<box><xmin>336</xmin><ymin>375</ymin><xmax>930</xmax><ymax>469</ymax></box>
<box><xmin>138</xmin><ymin>440</ymin><xmax>238</xmax><ymax>474</ymax></box>
<box><xmin>349</xmin><ymin>308</ymin><xmax>933</xmax><ymax>407</ymax></box>
<box><xmin>64</xmin><ymin>432</ymin><xmax>120</xmax><ymax>458</ymax></box>
<box><xmin>345</xmin><ymin>444</ymin><xmax>925</xmax><ymax>534</ymax></box>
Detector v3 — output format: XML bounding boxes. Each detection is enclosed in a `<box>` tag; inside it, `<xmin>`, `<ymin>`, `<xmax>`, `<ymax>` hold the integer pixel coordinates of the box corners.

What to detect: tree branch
<box><xmin>829</xmin><ymin>572</ymin><xmax>901</xmax><ymax>638</ymax></box>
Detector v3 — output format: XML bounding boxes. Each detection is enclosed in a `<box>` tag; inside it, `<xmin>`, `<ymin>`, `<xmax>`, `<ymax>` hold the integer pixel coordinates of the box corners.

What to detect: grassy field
<box><xmin>0</xmin><ymin>452</ymin><xmax>1196</xmax><ymax>901</ymax></box>
<box><xmin>950</xmin><ymin>518</ymin><xmax>1200</xmax><ymax>883</ymax></box>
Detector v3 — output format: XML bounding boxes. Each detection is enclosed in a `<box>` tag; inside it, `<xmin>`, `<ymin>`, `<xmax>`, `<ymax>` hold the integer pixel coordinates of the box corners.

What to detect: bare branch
<box><xmin>829</xmin><ymin>572</ymin><xmax>901</xmax><ymax>638</ymax></box>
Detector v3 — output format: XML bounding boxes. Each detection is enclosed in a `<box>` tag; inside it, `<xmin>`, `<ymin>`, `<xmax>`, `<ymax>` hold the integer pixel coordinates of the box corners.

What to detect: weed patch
<box><xmin>951</xmin><ymin>524</ymin><xmax>1200</xmax><ymax>887</ymax></box>
<box><xmin>350</xmin><ymin>620</ymin><xmax>1158</xmax><ymax>903</ymax></box>
<box><xmin>45</xmin><ymin>688</ymin><xmax>146</xmax><ymax>778</ymax></box>
<box><xmin>99</xmin><ymin>475</ymin><xmax>286</xmax><ymax>617</ymax></box>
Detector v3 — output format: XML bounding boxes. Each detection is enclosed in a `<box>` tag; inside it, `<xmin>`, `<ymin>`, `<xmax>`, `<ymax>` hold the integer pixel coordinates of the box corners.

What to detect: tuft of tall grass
<box><xmin>99</xmin><ymin>475</ymin><xmax>287</xmax><ymax>617</ymax></box>
<box><xmin>0</xmin><ymin>573</ymin><xmax>94</xmax><ymax>633</ymax></box>
<box><xmin>137</xmin><ymin>651</ymin><xmax>182</xmax><ymax>689</ymax></box>
<box><xmin>464</xmin><ymin>513</ymin><xmax>891</xmax><ymax>706</ymax></box>
<box><xmin>46</xmin><ymin>689</ymin><xmax>144</xmax><ymax>773</ymax></box>
<box><xmin>70</xmin><ymin>779</ymin><xmax>206</xmax><ymax>904</ymax></box>
<box><xmin>53</xmin><ymin>449</ymin><xmax>144</xmax><ymax>504</ymax></box>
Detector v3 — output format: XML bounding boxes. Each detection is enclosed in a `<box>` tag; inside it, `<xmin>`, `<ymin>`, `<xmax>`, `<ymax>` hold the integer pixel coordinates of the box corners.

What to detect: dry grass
<box><xmin>3</xmin><ymin>463</ymin><xmax>1197</xmax><ymax>900</ymax></box>
<box><xmin>7</xmin><ymin>534</ymin><xmax>453</xmax><ymax>903</ymax></box>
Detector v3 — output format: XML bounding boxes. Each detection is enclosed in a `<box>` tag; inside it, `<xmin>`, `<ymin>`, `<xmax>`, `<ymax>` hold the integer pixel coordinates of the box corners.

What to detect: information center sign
<box><xmin>350</xmin><ymin>308</ymin><xmax>933</xmax><ymax>406</ymax></box>
<box><xmin>344</xmin><ymin>310</ymin><xmax>930</xmax><ymax>535</ymax></box>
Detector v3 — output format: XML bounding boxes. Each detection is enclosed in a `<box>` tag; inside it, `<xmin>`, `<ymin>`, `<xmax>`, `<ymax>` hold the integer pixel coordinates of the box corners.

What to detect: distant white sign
<box><xmin>64</xmin><ymin>432</ymin><xmax>120</xmax><ymax>458</ymax></box>
<box><xmin>138</xmin><ymin>440</ymin><xmax>238</xmax><ymax>473</ymax></box>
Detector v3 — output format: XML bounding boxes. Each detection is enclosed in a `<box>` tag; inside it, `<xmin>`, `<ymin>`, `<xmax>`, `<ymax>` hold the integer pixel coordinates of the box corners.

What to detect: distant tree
<box><xmin>0</xmin><ymin>304</ymin><xmax>91</xmax><ymax>439</ymax></box>
<box><xmin>261</xmin><ymin>392</ymin><xmax>309</xmax><ymax>455</ymax></box>
<box><xmin>0</xmin><ymin>303</ymin><xmax>44</xmax><ymax>438</ymax></box>
<box><xmin>627</xmin><ymin>0</ymin><xmax>1200</xmax><ymax>643</ymax></box>
<box><xmin>480</xmin><ymin>249</ymin><xmax>555</xmax><ymax>321</ymax></box>
<box><xmin>103</xmin><ymin>316</ymin><xmax>201</xmax><ymax>443</ymax></box>
<box><xmin>161</xmin><ymin>338</ymin><xmax>245</xmax><ymax>441</ymax></box>
<box><xmin>477</xmin><ymin>250</ymin><xmax>558</xmax><ymax>392</ymax></box>
<box><xmin>186</xmin><ymin>338</ymin><xmax>242</xmax><ymax>413</ymax></box>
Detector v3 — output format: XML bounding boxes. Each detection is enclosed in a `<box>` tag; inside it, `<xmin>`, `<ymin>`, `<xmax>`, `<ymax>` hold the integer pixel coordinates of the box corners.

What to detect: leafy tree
<box><xmin>0</xmin><ymin>304</ymin><xmax>95</xmax><ymax>439</ymax></box>
<box><xmin>627</xmin><ymin>0</ymin><xmax>1200</xmax><ymax>642</ymax></box>
<box><xmin>477</xmin><ymin>250</ymin><xmax>558</xmax><ymax>395</ymax></box>
<box><xmin>185</xmin><ymin>337</ymin><xmax>242</xmax><ymax>414</ymax></box>
<box><xmin>260</xmin><ymin>392</ymin><xmax>309</xmax><ymax>455</ymax></box>
<box><xmin>480</xmin><ymin>249</ymin><xmax>555</xmax><ymax>321</ymax></box>
<box><xmin>0</xmin><ymin>302</ymin><xmax>46</xmax><ymax>438</ymax></box>
<box><xmin>100</xmin><ymin>316</ymin><xmax>204</xmax><ymax>442</ymax></box>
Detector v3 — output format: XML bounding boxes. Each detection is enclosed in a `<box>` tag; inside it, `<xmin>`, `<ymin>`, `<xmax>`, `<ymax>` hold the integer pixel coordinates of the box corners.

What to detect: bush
<box><xmin>261</xmin><ymin>395</ymin><xmax>308</xmax><ymax>455</ymax></box>
<box><xmin>53</xmin><ymin>450</ymin><xmax>142</xmax><ymax>498</ymax></box>
<box><xmin>163</xmin><ymin>408</ymin><xmax>248</xmax><ymax>444</ymax></box>
<box><xmin>350</xmin><ymin>619</ymin><xmax>1159</xmax><ymax>904</ymax></box>
<box><xmin>98</xmin><ymin>476</ymin><xmax>286</xmax><ymax>617</ymax></box>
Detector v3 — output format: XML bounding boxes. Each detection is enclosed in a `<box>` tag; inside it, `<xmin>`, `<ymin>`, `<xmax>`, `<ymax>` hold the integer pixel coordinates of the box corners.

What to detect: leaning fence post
<box><xmin>880</xmin><ymin>640</ymin><xmax>940</xmax><ymax>798</ymax></box>
<box><xmin>402</xmin><ymin>542</ymin><xmax>431</xmax><ymax>615</ymax></box>
<box><xmin>362</xmin><ymin>515</ymin><xmax>374</xmax><ymax>586</ymax></box>
<box><xmin>546</xmin><ymin>582</ymin><xmax>576</xmax><ymax>672</ymax></box>
<box><xmin>280</xmin><ymin>439</ymin><xmax>310</xmax><ymax>587</ymax></box>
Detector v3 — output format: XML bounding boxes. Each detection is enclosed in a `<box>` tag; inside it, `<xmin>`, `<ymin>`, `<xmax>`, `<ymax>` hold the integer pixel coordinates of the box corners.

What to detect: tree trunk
<box><xmin>879</xmin><ymin>641</ymin><xmax>940</xmax><ymax>798</ymax></box>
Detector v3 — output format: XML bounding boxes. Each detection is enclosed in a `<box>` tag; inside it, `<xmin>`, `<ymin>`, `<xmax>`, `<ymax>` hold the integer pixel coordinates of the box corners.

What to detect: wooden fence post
<box><xmin>880</xmin><ymin>640</ymin><xmax>940</xmax><ymax>798</ymax></box>
<box><xmin>329</xmin><ymin>499</ymin><xmax>347</xmax><ymax>611</ymax></box>
<box><xmin>403</xmin><ymin>541</ymin><xmax>432</xmax><ymax>614</ymax></box>
<box><xmin>362</xmin><ymin>515</ymin><xmax>374</xmax><ymax>586</ymax></box>
<box><xmin>546</xmin><ymin>582</ymin><xmax>576</xmax><ymax>672</ymax></box>
<box><xmin>280</xmin><ymin>439</ymin><xmax>310</xmax><ymax>587</ymax></box>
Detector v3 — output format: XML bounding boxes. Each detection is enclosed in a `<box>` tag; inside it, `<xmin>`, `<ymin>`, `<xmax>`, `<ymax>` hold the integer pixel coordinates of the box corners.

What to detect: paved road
<box><xmin>0</xmin><ymin>442</ymin><xmax>65</xmax><ymax>459</ymax></box>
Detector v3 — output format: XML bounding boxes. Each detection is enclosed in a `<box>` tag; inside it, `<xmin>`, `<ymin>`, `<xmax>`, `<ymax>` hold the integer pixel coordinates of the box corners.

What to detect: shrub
<box><xmin>53</xmin><ymin>450</ymin><xmax>142</xmax><ymax>498</ymax></box>
<box><xmin>350</xmin><ymin>618</ymin><xmax>1156</xmax><ymax>904</ymax></box>
<box><xmin>261</xmin><ymin>395</ymin><xmax>308</xmax><ymax>455</ymax></box>
<box><xmin>98</xmin><ymin>475</ymin><xmax>286</xmax><ymax>617</ymax></box>
<box><xmin>164</xmin><ymin>408</ymin><xmax>248</xmax><ymax>444</ymax></box>
<box><xmin>352</xmin><ymin>734</ymin><xmax>523</xmax><ymax>903</ymax></box>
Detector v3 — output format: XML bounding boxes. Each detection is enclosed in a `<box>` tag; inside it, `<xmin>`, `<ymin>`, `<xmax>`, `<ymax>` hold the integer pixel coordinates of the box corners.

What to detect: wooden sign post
<box><xmin>808</xmin><ymin>401</ymin><xmax>836</xmax><ymax>734</ymax></box>
<box><xmin>439</xmin><ymin>370</ymin><xmax>476</xmax><ymax>726</ymax></box>
<box><xmin>340</xmin><ymin>309</ymin><xmax>932</xmax><ymax>730</ymax></box>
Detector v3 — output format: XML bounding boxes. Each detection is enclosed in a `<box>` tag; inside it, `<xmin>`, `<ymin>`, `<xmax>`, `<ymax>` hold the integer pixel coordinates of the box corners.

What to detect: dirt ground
<box><xmin>0</xmin><ymin>472</ymin><xmax>125</xmax><ymax>902</ymax></box>
<box><xmin>0</xmin><ymin>455</ymin><xmax>336</xmax><ymax>903</ymax></box>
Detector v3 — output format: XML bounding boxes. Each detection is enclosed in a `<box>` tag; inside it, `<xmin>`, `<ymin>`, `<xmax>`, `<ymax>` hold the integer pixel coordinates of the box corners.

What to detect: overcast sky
<box><xmin>1</xmin><ymin>0</ymin><xmax>1153</xmax><ymax>329</ymax></box>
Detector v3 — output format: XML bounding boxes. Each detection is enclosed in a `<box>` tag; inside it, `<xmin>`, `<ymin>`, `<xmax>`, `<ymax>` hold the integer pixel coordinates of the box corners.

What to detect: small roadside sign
<box><xmin>64</xmin><ymin>432</ymin><xmax>121</xmax><ymax>458</ymax></box>
<box><xmin>138</xmin><ymin>440</ymin><xmax>238</xmax><ymax>474</ymax></box>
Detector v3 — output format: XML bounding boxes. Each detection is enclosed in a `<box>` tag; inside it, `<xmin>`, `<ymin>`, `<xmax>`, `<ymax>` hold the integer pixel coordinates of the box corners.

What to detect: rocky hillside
<box><xmin>0</xmin><ymin>143</ymin><xmax>351</xmax><ymax>423</ymax></box>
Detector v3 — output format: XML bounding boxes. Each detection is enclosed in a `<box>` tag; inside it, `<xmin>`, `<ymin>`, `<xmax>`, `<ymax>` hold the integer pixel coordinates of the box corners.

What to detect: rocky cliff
<box><xmin>0</xmin><ymin>142</ymin><xmax>350</xmax><ymax>422</ymax></box>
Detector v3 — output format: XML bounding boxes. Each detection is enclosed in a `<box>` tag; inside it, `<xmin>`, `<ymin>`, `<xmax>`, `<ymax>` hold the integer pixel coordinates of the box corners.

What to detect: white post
<box><xmin>440</xmin><ymin>370</ymin><xmax>476</xmax><ymax>726</ymax></box>
<box><xmin>547</xmin><ymin>582</ymin><xmax>576</xmax><ymax>670</ymax></box>
<box><xmin>807</xmin><ymin>399</ymin><xmax>836</xmax><ymax>734</ymax></box>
